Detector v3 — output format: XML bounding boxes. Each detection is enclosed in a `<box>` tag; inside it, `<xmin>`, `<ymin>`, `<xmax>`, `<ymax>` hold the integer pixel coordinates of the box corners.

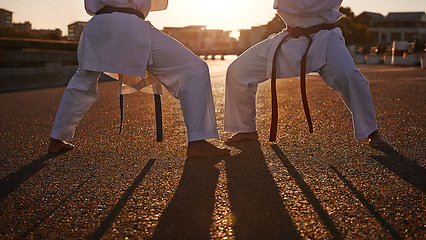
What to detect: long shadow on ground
<box><xmin>371</xmin><ymin>146</ymin><xmax>426</xmax><ymax>194</ymax></box>
<box><xmin>271</xmin><ymin>144</ymin><xmax>342</xmax><ymax>240</ymax></box>
<box><xmin>0</xmin><ymin>153</ymin><xmax>60</xmax><ymax>202</ymax></box>
<box><xmin>90</xmin><ymin>159</ymin><xmax>156</xmax><ymax>240</ymax></box>
<box><xmin>152</xmin><ymin>157</ymin><xmax>222</xmax><ymax>239</ymax></box>
<box><xmin>225</xmin><ymin>141</ymin><xmax>300</xmax><ymax>240</ymax></box>
<box><xmin>329</xmin><ymin>165</ymin><xmax>402</xmax><ymax>240</ymax></box>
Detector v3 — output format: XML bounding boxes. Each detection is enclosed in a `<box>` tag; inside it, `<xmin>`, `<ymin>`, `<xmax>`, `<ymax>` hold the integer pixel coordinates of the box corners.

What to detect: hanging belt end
<box><xmin>269</xmin><ymin>131</ymin><xmax>277</xmax><ymax>142</ymax></box>
<box><xmin>119</xmin><ymin>94</ymin><xmax>124</xmax><ymax>135</ymax></box>
<box><xmin>154</xmin><ymin>94</ymin><xmax>163</xmax><ymax>142</ymax></box>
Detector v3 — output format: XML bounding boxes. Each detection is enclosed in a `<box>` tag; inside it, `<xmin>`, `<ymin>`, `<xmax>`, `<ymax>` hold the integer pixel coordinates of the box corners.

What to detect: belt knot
<box><xmin>286</xmin><ymin>27</ymin><xmax>309</xmax><ymax>38</ymax></box>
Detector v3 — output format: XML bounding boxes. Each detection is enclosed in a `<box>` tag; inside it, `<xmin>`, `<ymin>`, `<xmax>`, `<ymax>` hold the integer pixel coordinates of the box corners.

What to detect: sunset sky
<box><xmin>2</xmin><ymin>0</ymin><xmax>425</xmax><ymax>38</ymax></box>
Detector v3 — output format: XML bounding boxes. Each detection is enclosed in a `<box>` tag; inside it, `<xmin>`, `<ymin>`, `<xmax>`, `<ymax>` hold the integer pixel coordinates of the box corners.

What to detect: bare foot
<box><xmin>368</xmin><ymin>130</ymin><xmax>388</xmax><ymax>147</ymax></box>
<box><xmin>187</xmin><ymin>140</ymin><xmax>230</xmax><ymax>158</ymax></box>
<box><xmin>225</xmin><ymin>132</ymin><xmax>259</xmax><ymax>143</ymax></box>
<box><xmin>48</xmin><ymin>137</ymin><xmax>74</xmax><ymax>153</ymax></box>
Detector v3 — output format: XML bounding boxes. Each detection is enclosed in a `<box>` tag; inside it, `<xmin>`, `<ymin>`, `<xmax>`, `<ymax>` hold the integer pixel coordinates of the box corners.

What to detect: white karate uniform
<box><xmin>224</xmin><ymin>0</ymin><xmax>377</xmax><ymax>140</ymax></box>
<box><xmin>51</xmin><ymin>0</ymin><xmax>219</xmax><ymax>142</ymax></box>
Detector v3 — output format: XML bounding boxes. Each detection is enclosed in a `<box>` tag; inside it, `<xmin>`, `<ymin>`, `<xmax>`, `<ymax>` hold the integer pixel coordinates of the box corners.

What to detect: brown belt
<box><xmin>269</xmin><ymin>23</ymin><xmax>336</xmax><ymax>142</ymax></box>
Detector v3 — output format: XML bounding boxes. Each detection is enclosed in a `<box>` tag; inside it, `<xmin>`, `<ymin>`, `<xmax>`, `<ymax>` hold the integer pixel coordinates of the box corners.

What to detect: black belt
<box><xmin>96</xmin><ymin>5</ymin><xmax>145</xmax><ymax>19</ymax></box>
<box><xmin>97</xmin><ymin>6</ymin><xmax>163</xmax><ymax>142</ymax></box>
<box><xmin>269</xmin><ymin>23</ymin><xmax>336</xmax><ymax>142</ymax></box>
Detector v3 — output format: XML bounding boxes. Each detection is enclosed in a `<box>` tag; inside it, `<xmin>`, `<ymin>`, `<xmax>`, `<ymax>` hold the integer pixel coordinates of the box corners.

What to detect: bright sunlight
<box><xmin>192</xmin><ymin>0</ymin><xmax>241</xmax><ymax>14</ymax></box>
<box><xmin>173</xmin><ymin>0</ymin><xmax>269</xmax><ymax>38</ymax></box>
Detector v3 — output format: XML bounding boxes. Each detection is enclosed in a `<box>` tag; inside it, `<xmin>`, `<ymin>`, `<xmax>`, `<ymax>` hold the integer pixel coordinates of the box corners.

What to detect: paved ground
<box><xmin>0</xmin><ymin>63</ymin><xmax>425</xmax><ymax>239</ymax></box>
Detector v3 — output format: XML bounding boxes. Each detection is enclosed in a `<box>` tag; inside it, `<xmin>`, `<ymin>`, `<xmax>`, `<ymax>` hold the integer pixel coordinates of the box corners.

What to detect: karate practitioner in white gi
<box><xmin>48</xmin><ymin>0</ymin><xmax>230</xmax><ymax>158</ymax></box>
<box><xmin>224</xmin><ymin>0</ymin><xmax>387</xmax><ymax>147</ymax></box>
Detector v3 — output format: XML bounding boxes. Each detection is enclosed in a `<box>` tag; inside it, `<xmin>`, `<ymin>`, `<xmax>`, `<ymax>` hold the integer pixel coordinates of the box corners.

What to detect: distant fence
<box><xmin>194</xmin><ymin>48</ymin><xmax>246</xmax><ymax>60</ymax></box>
<box><xmin>0</xmin><ymin>38</ymin><xmax>78</xmax><ymax>52</ymax></box>
<box><xmin>0</xmin><ymin>38</ymin><xmax>114</xmax><ymax>93</ymax></box>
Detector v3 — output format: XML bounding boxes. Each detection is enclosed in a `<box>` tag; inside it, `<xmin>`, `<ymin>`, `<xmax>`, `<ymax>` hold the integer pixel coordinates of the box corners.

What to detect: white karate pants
<box><xmin>224</xmin><ymin>33</ymin><xmax>377</xmax><ymax>140</ymax></box>
<box><xmin>51</xmin><ymin>27</ymin><xmax>219</xmax><ymax>142</ymax></box>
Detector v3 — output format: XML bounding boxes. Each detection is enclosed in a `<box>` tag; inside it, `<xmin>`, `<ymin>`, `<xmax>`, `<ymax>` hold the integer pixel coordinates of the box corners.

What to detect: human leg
<box><xmin>319</xmin><ymin>33</ymin><xmax>387</xmax><ymax>146</ymax></box>
<box><xmin>225</xmin><ymin>132</ymin><xmax>259</xmax><ymax>143</ymax></box>
<box><xmin>224</xmin><ymin>41</ymin><xmax>269</xmax><ymax>142</ymax></box>
<box><xmin>368</xmin><ymin>129</ymin><xmax>387</xmax><ymax>147</ymax></box>
<box><xmin>48</xmin><ymin>138</ymin><xmax>74</xmax><ymax>153</ymax></box>
<box><xmin>147</xmin><ymin>28</ymin><xmax>229</xmax><ymax>157</ymax></box>
<box><xmin>49</xmin><ymin>70</ymin><xmax>101</xmax><ymax>153</ymax></box>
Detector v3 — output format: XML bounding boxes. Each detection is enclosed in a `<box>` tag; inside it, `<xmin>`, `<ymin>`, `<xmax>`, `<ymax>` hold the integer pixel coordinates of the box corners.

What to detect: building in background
<box><xmin>163</xmin><ymin>25</ymin><xmax>238</xmax><ymax>58</ymax></box>
<box><xmin>237</xmin><ymin>29</ymin><xmax>251</xmax><ymax>50</ymax></box>
<box><xmin>67</xmin><ymin>21</ymin><xmax>88</xmax><ymax>41</ymax></box>
<box><xmin>237</xmin><ymin>25</ymin><xmax>267</xmax><ymax>51</ymax></box>
<box><xmin>10</xmin><ymin>21</ymin><xmax>62</xmax><ymax>39</ymax></box>
<box><xmin>12</xmin><ymin>21</ymin><xmax>32</xmax><ymax>32</ymax></box>
<box><xmin>1</xmin><ymin>9</ymin><xmax>62</xmax><ymax>39</ymax></box>
<box><xmin>0</xmin><ymin>9</ymin><xmax>12</xmax><ymax>28</ymax></box>
<box><xmin>163</xmin><ymin>25</ymin><xmax>208</xmax><ymax>51</ymax></box>
<box><xmin>31</xmin><ymin>28</ymin><xmax>62</xmax><ymax>39</ymax></box>
<box><xmin>359</xmin><ymin>11</ymin><xmax>426</xmax><ymax>44</ymax></box>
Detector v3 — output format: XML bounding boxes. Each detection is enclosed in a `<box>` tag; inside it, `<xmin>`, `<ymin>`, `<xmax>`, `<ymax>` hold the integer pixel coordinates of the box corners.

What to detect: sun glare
<box><xmin>193</xmin><ymin>0</ymin><xmax>240</xmax><ymax>15</ymax></box>
<box><xmin>182</xmin><ymin>0</ymin><xmax>249</xmax><ymax>32</ymax></box>
<box><xmin>153</xmin><ymin>0</ymin><xmax>276</xmax><ymax>35</ymax></box>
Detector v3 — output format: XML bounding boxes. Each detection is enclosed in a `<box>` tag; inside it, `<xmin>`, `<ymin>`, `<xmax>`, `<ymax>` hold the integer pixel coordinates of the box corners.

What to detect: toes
<box><xmin>187</xmin><ymin>140</ymin><xmax>230</xmax><ymax>158</ymax></box>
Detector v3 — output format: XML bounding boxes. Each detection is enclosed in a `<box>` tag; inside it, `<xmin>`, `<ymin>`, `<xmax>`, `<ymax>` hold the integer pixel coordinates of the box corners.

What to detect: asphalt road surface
<box><xmin>0</xmin><ymin>62</ymin><xmax>425</xmax><ymax>239</ymax></box>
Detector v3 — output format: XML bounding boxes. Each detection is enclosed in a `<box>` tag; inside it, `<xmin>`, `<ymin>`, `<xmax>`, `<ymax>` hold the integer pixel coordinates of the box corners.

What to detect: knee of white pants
<box><xmin>66</xmin><ymin>70</ymin><xmax>101</xmax><ymax>92</ymax></box>
<box><xmin>339</xmin><ymin>69</ymin><xmax>369</xmax><ymax>91</ymax></box>
<box><xmin>323</xmin><ymin>67</ymin><xmax>368</xmax><ymax>93</ymax></box>
<box><xmin>227</xmin><ymin>58</ymin><xmax>244</xmax><ymax>81</ymax></box>
<box><xmin>191</xmin><ymin>59</ymin><xmax>209</xmax><ymax>78</ymax></box>
<box><xmin>179</xmin><ymin>60</ymin><xmax>210</xmax><ymax>93</ymax></box>
<box><xmin>226</xmin><ymin>55</ymin><xmax>266</xmax><ymax>87</ymax></box>
<box><xmin>226</xmin><ymin>63</ymin><xmax>249</xmax><ymax>96</ymax></box>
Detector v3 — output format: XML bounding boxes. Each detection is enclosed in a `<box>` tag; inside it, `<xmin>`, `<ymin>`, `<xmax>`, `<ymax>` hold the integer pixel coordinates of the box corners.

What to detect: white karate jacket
<box><xmin>79</xmin><ymin>0</ymin><xmax>168</xmax><ymax>95</ymax></box>
<box><xmin>261</xmin><ymin>0</ymin><xmax>343</xmax><ymax>79</ymax></box>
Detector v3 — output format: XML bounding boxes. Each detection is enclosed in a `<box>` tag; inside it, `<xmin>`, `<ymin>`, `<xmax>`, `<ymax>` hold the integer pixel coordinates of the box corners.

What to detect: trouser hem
<box><xmin>188</xmin><ymin>130</ymin><xmax>219</xmax><ymax>142</ymax></box>
<box><xmin>51</xmin><ymin>131</ymin><xmax>74</xmax><ymax>142</ymax></box>
<box><xmin>355</xmin><ymin>126</ymin><xmax>377</xmax><ymax>140</ymax></box>
<box><xmin>224</xmin><ymin>125</ymin><xmax>257</xmax><ymax>133</ymax></box>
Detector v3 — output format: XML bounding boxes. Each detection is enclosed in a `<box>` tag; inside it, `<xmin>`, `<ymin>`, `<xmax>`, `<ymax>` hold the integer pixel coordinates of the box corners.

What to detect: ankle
<box><xmin>368</xmin><ymin>130</ymin><xmax>379</xmax><ymax>139</ymax></box>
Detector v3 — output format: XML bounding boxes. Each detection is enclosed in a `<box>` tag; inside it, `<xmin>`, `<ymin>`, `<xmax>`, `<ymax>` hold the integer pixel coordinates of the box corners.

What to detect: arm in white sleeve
<box><xmin>150</xmin><ymin>0</ymin><xmax>168</xmax><ymax>11</ymax></box>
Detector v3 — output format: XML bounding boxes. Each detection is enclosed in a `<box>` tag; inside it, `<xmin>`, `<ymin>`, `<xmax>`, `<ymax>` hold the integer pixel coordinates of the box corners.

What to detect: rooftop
<box><xmin>386</xmin><ymin>12</ymin><xmax>426</xmax><ymax>21</ymax></box>
<box><xmin>0</xmin><ymin>8</ymin><xmax>13</xmax><ymax>14</ymax></box>
<box><xmin>360</xmin><ymin>11</ymin><xmax>385</xmax><ymax>20</ymax></box>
